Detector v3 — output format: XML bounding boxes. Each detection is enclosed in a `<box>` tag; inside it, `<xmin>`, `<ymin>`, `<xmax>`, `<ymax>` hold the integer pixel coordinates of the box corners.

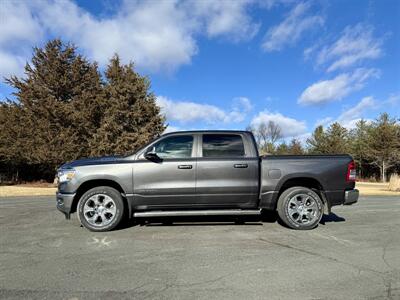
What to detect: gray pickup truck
<box><xmin>56</xmin><ymin>130</ymin><xmax>358</xmax><ymax>231</ymax></box>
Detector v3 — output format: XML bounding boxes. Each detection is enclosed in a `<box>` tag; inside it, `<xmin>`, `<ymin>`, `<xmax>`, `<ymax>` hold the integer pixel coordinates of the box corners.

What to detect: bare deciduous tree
<box><xmin>247</xmin><ymin>121</ymin><xmax>282</xmax><ymax>154</ymax></box>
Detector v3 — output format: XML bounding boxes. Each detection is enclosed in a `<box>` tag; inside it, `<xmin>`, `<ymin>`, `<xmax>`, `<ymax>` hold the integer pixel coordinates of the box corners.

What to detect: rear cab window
<box><xmin>202</xmin><ymin>134</ymin><xmax>245</xmax><ymax>157</ymax></box>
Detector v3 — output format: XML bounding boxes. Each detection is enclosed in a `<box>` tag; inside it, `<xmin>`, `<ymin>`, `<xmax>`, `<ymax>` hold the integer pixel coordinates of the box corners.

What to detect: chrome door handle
<box><xmin>234</xmin><ymin>164</ymin><xmax>248</xmax><ymax>168</ymax></box>
<box><xmin>178</xmin><ymin>165</ymin><xmax>193</xmax><ymax>169</ymax></box>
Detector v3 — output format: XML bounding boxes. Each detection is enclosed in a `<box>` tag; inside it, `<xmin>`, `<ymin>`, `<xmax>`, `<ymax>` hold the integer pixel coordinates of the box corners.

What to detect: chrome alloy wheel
<box><xmin>83</xmin><ymin>194</ymin><xmax>116</xmax><ymax>227</ymax></box>
<box><xmin>287</xmin><ymin>193</ymin><xmax>319</xmax><ymax>225</ymax></box>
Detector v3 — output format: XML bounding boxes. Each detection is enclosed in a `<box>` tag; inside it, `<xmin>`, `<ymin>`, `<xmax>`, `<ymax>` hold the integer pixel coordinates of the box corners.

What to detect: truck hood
<box><xmin>59</xmin><ymin>156</ymin><xmax>125</xmax><ymax>169</ymax></box>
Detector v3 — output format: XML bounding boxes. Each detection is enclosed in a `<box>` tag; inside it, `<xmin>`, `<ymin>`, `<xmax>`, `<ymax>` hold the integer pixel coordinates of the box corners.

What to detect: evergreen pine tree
<box><xmin>349</xmin><ymin>119</ymin><xmax>370</xmax><ymax>178</ymax></box>
<box><xmin>367</xmin><ymin>113</ymin><xmax>400</xmax><ymax>182</ymax></box>
<box><xmin>275</xmin><ymin>142</ymin><xmax>289</xmax><ymax>154</ymax></box>
<box><xmin>306</xmin><ymin>125</ymin><xmax>327</xmax><ymax>153</ymax></box>
<box><xmin>5</xmin><ymin>39</ymin><xmax>103</xmax><ymax>177</ymax></box>
<box><xmin>90</xmin><ymin>55</ymin><xmax>165</xmax><ymax>156</ymax></box>
<box><xmin>288</xmin><ymin>139</ymin><xmax>304</xmax><ymax>155</ymax></box>
<box><xmin>324</xmin><ymin>122</ymin><xmax>349</xmax><ymax>154</ymax></box>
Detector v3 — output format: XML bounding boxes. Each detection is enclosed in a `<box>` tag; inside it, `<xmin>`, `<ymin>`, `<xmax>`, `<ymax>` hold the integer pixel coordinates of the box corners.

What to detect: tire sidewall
<box><xmin>78</xmin><ymin>187</ymin><xmax>124</xmax><ymax>232</ymax></box>
<box><xmin>278</xmin><ymin>187</ymin><xmax>323</xmax><ymax>230</ymax></box>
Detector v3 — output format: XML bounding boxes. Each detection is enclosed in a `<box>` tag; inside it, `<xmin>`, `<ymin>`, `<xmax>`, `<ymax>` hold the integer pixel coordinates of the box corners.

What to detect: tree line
<box><xmin>249</xmin><ymin>115</ymin><xmax>400</xmax><ymax>182</ymax></box>
<box><xmin>0</xmin><ymin>40</ymin><xmax>165</xmax><ymax>182</ymax></box>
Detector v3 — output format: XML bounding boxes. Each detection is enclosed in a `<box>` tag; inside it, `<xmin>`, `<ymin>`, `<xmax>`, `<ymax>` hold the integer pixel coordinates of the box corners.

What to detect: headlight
<box><xmin>57</xmin><ymin>169</ymin><xmax>76</xmax><ymax>183</ymax></box>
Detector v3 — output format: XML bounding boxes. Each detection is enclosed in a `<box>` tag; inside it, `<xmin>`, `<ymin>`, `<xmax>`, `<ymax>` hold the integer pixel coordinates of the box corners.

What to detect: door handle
<box><xmin>234</xmin><ymin>164</ymin><xmax>248</xmax><ymax>168</ymax></box>
<box><xmin>178</xmin><ymin>165</ymin><xmax>193</xmax><ymax>169</ymax></box>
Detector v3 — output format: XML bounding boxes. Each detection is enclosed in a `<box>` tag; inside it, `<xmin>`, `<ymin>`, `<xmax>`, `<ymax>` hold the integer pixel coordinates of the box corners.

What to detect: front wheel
<box><xmin>277</xmin><ymin>186</ymin><xmax>323</xmax><ymax>230</ymax></box>
<box><xmin>77</xmin><ymin>186</ymin><xmax>124</xmax><ymax>232</ymax></box>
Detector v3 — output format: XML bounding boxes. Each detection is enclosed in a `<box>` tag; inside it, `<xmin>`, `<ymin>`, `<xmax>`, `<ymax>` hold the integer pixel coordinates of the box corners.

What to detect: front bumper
<box><xmin>56</xmin><ymin>192</ymin><xmax>75</xmax><ymax>219</ymax></box>
<box><xmin>344</xmin><ymin>189</ymin><xmax>359</xmax><ymax>205</ymax></box>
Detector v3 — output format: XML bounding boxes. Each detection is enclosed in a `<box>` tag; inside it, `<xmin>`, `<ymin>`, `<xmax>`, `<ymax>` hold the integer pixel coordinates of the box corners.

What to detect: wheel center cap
<box><xmin>97</xmin><ymin>206</ymin><xmax>105</xmax><ymax>213</ymax></box>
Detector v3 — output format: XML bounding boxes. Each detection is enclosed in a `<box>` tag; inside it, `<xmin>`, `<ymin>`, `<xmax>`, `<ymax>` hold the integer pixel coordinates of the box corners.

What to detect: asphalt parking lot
<box><xmin>0</xmin><ymin>195</ymin><xmax>399</xmax><ymax>300</ymax></box>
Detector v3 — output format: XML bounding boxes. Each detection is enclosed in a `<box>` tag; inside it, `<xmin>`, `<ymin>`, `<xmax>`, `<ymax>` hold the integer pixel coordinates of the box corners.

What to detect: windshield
<box><xmin>123</xmin><ymin>134</ymin><xmax>163</xmax><ymax>158</ymax></box>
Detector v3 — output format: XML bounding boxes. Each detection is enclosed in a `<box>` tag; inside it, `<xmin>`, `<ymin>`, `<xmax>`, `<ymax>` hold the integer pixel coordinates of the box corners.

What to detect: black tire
<box><xmin>277</xmin><ymin>186</ymin><xmax>323</xmax><ymax>230</ymax></box>
<box><xmin>77</xmin><ymin>186</ymin><xmax>124</xmax><ymax>232</ymax></box>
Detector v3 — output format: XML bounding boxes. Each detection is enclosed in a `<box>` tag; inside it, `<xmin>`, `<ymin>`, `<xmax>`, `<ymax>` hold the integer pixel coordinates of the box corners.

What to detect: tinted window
<box><xmin>153</xmin><ymin>135</ymin><xmax>193</xmax><ymax>159</ymax></box>
<box><xmin>202</xmin><ymin>134</ymin><xmax>245</xmax><ymax>157</ymax></box>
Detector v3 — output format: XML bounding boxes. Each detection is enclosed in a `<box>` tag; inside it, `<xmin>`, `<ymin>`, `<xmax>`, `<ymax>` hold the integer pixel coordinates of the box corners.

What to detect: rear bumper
<box><xmin>324</xmin><ymin>188</ymin><xmax>359</xmax><ymax>207</ymax></box>
<box><xmin>56</xmin><ymin>192</ymin><xmax>75</xmax><ymax>219</ymax></box>
<box><xmin>344</xmin><ymin>189</ymin><xmax>359</xmax><ymax>205</ymax></box>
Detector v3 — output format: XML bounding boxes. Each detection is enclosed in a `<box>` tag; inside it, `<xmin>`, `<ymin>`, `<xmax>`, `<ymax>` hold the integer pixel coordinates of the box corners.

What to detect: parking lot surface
<box><xmin>0</xmin><ymin>195</ymin><xmax>399</xmax><ymax>299</ymax></box>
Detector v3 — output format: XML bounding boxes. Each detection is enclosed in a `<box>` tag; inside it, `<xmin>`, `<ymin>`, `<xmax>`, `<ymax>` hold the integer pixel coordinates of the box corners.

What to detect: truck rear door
<box><xmin>195</xmin><ymin>133</ymin><xmax>259</xmax><ymax>208</ymax></box>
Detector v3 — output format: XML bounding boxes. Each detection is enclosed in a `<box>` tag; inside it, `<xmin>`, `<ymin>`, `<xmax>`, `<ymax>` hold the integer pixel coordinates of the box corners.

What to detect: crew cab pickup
<box><xmin>56</xmin><ymin>130</ymin><xmax>358</xmax><ymax>231</ymax></box>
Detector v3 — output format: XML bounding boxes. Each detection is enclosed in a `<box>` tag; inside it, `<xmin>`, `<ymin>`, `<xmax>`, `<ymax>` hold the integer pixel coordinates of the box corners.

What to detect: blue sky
<box><xmin>1</xmin><ymin>0</ymin><xmax>399</xmax><ymax>140</ymax></box>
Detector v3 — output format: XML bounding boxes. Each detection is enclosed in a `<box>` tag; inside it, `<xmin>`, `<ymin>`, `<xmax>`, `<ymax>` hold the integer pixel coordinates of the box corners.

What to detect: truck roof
<box><xmin>162</xmin><ymin>130</ymin><xmax>251</xmax><ymax>136</ymax></box>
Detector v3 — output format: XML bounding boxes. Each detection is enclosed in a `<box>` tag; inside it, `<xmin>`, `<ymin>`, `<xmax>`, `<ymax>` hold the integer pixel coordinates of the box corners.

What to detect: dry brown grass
<box><xmin>388</xmin><ymin>174</ymin><xmax>400</xmax><ymax>192</ymax></box>
<box><xmin>0</xmin><ymin>186</ymin><xmax>56</xmax><ymax>197</ymax></box>
<box><xmin>356</xmin><ymin>182</ymin><xmax>400</xmax><ymax>196</ymax></box>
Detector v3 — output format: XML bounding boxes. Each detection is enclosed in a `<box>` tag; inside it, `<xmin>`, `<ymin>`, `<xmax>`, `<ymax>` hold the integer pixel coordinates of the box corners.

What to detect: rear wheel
<box><xmin>77</xmin><ymin>186</ymin><xmax>124</xmax><ymax>232</ymax></box>
<box><xmin>277</xmin><ymin>186</ymin><xmax>323</xmax><ymax>230</ymax></box>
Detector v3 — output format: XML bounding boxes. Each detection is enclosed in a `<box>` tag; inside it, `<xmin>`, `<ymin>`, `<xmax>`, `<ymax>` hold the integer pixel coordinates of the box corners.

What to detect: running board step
<box><xmin>133</xmin><ymin>209</ymin><xmax>261</xmax><ymax>218</ymax></box>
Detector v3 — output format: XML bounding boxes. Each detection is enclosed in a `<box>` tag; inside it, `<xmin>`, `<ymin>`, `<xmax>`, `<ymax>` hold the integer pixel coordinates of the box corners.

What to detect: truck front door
<box><xmin>133</xmin><ymin>134</ymin><xmax>197</xmax><ymax>208</ymax></box>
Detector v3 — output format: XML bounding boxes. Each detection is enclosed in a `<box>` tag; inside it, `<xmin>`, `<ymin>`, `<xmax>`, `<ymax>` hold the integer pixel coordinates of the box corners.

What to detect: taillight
<box><xmin>346</xmin><ymin>161</ymin><xmax>356</xmax><ymax>182</ymax></box>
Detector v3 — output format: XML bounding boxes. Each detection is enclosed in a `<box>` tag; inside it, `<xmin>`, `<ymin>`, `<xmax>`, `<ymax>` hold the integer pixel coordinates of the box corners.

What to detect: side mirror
<box><xmin>144</xmin><ymin>147</ymin><xmax>160</xmax><ymax>161</ymax></box>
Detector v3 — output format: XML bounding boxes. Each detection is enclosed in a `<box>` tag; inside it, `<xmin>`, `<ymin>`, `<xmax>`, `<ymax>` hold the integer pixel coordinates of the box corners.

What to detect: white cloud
<box><xmin>317</xmin><ymin>23</ymin><xmax>383</xmax><ymax>72</ymax></box>
<box><xmin>317</xmin><ymin>93</ymin><xmax>400</xmax><ymax>131</ymax></box>
<box><xmin>0</xmin><ymin>1</ymin><xmax>45</xmax><ymax>78</ymax></box>
<box><xmin>314</xmin><ymin>117</ymin><xmax>333</xmax><ymax>127</ymax></box>
<box><xmin>295</xmin><ymin>132</ymin><xmax>312</xmax><ymax>144</ymax></box>
<box><xmin>187</xmin><ymin>0</ymin><xmax>260</xmax><ymax>41</ymax></box>
<box><xmin>315</xmin><ymin>97</ymin><xmax>375</xmax><ymax>130</ymax></box>
<box><xmin>0</xmin><ymin>1</ymin><xmax>43</xmax><ymax>45</ymax></box>
<box><xmin>262</xmin><ymin>1</ymin><xmax>324</xmax><ymax>52</ymax></box>
<box><xmin>0</xmin><ymin>52</ymin><xmax>27</xmax><ymax>79</ymax></box>
<box><xmin>337</xmin><ymin>96</ymin><xmax>376</xmax><ymax>125</ymax></box>
<box><xmin>0</xmin><ymin>0</ymin><xmax>267</xmax><ymax>78</ymax></box>
<box><xmin>156</xmin><ymin>96</ymin><xmax>252</xmax><ymax>125</ymax></box>
<box><xmin>250</xmin><ymin>110</ymin><xmax>307</xmax><ymax>137</ymax></box>
<box><xmin>31</xmin><ymin>0</ymin><xmax>198</xmax><ymax>73</ymax></box>
<box><xmin>385</xmin><ymin>93</ymin><xmax>400</xmax><ymax>106</ymax></box>
<box><xmin>298</xmin><ymin>68</ymin><xmax>380</xmax><ymax>105</ymax></box>
<box><xmin>232</xmin><ymin>97</ymin><xmax>253</xmax><ymax>112</ymax></box>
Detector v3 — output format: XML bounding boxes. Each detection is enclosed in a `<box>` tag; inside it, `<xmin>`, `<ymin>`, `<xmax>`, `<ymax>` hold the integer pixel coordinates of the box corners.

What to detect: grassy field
<box><xmin>0</xmin><ymin>182</ymin><xmax>398</xmax><ymax>197</ymax></box>
<box><xmin>0</xmin><ymin>185</ymin><xmax>57</xmax><ymax>197</ymax></box>
<box><xmin>356</xmin><ymin>182</ymin><xmax>399</xmax><ymax>196</ymax></box>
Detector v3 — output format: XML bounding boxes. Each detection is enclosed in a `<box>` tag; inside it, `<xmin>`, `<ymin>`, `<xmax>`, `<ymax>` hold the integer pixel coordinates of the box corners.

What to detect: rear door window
<box><xmin>202</xmin><ymin>134</ymin><xmax>245</xmax><ymax>157</ymax></box>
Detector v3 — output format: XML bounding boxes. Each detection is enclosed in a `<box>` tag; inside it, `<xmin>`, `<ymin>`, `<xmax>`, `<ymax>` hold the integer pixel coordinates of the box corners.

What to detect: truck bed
<box><xmin>259</xmin><ymin>154</ymin><xmax>355</xmax><ymax>210</ymax></box>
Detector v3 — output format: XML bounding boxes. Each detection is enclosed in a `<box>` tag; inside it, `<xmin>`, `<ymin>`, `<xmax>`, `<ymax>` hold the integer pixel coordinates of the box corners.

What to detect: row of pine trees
<box><xmin>0</xmin><ymin>40</ymin><xmax>165</xmax><ymax>181</ymax></box>
<box><xmin>0</xmin><ymin>39</ymin><xmax>399</xmax><ymax>182</ymax></box>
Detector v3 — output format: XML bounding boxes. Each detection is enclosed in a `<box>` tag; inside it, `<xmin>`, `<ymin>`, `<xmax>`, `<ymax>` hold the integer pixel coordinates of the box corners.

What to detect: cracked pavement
<box><xmin>0</xmin><ymin>195</ymin><xmax>399</xmax><ymax>299</ymax></box>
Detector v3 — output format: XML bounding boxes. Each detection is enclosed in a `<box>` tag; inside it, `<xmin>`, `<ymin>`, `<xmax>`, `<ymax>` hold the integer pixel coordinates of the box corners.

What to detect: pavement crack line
<box><xmin>382</xmin><ymin>240</ymin><xmax>393</xmax><ymax>270</ymax></box>
<box><xmin>258</xmin><ymin>237</ymin><xmax>400</xmax><ymax>299</ymax></box>
<box><xmin>141</xmin><ymin>265</ymin><xmax>260</xmax><ymax>299</ymax></box>
<box><xmin>257</xmin><ymin>237</ymin><xmax>385</xmax><ymax>276</ymax></box>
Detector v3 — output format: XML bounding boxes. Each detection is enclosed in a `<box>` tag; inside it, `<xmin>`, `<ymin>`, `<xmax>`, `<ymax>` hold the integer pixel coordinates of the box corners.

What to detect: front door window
<box><xmin>153</xmin><ymin>135</ymin><xmax>194</xmax><ymax>159</ymax></box>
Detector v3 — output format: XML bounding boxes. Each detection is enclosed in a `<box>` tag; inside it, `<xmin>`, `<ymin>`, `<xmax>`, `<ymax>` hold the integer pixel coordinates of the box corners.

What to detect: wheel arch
<box><xmin>71</xmin><ymin>179</ymin><xmax>129</xmax><ymax>215</ymax></box>
<box><xmin>278</xmin><ymin>177</ymin><xmax>324</xmax><ymax>195</ymax></box>
<box><xmin>277</xmin><ymin>177</ymin><xmax>329</xmax><ymax>214</ymax></box>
